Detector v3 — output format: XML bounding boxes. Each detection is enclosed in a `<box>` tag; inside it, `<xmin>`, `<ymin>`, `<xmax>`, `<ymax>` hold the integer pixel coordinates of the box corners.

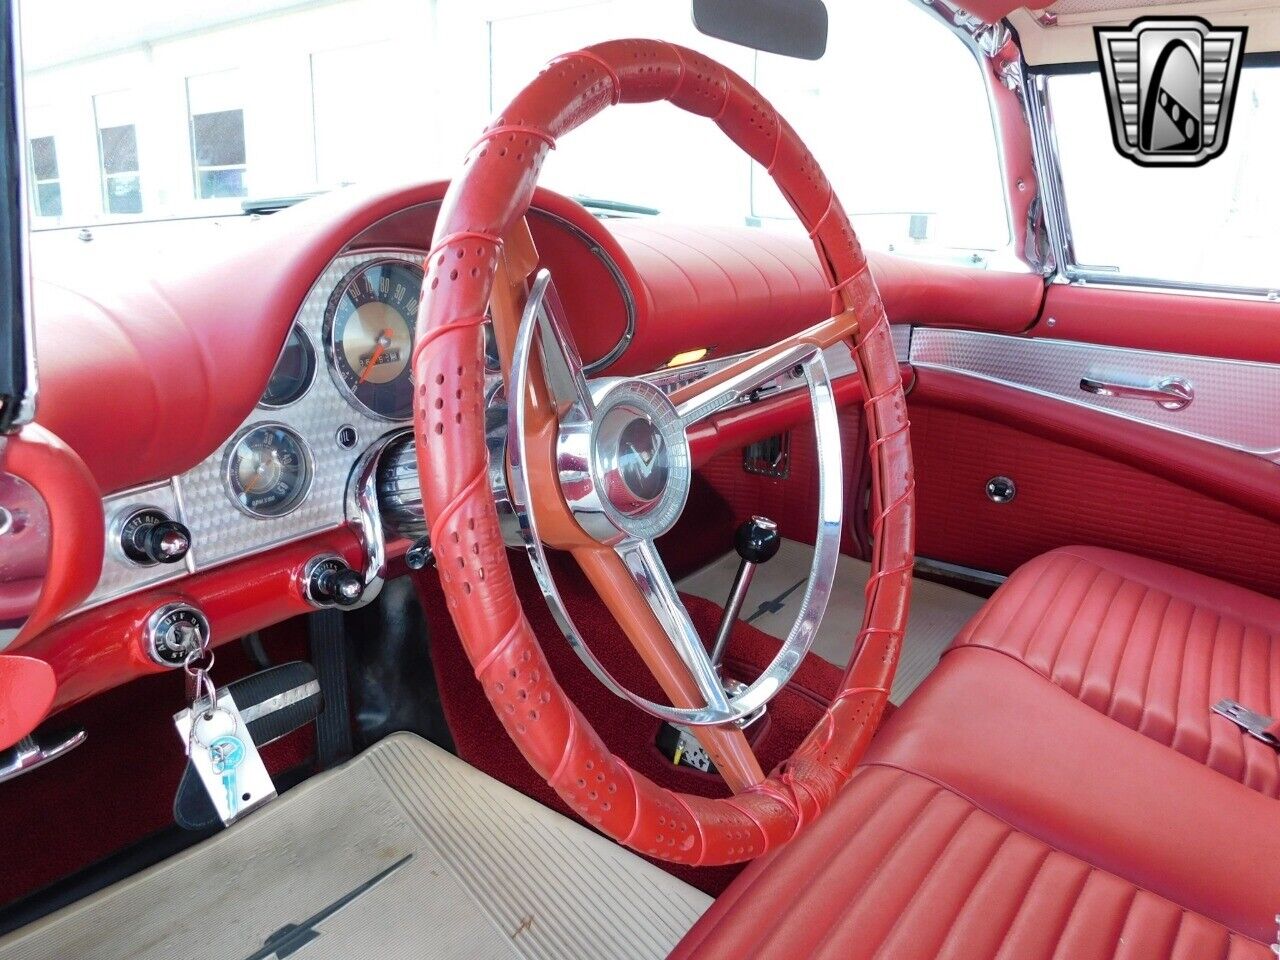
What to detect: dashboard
<box><xmin>84</xmin><ymin>249</ymin><xmax>427</xmax><ymax>615</ymax></box>
<box><xmin>1</xmin><ymin>177</ymin><xmax>1013</xmax><ymax>715</ymax></box>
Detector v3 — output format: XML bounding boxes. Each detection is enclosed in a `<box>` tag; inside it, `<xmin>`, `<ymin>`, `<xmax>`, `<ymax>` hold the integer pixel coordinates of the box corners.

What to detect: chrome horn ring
<box><xmin>506</xmin><ymin>268</ymin><xmax>844</xmax><ymax>726</ymax></box>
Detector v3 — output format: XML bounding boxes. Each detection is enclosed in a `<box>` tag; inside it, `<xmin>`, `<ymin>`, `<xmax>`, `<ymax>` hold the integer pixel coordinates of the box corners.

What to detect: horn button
<box><xmin>557</xmin><ymin>379</ymin><xmax>691</xmax><ymax>543</ymax></box>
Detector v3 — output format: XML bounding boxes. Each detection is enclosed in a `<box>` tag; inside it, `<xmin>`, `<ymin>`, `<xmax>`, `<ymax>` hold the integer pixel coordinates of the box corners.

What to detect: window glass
<box><xmin>94</xmin><ymin>91</ymin><xmax>142</xmax><ymax>214</ymax></box>
<box><xmin>1048</xmin><ymin>66</ymin><xmax>1280</xmax><ymax>289</ymax></box>
<box><xmin>28</xmin><ymin>135</ymin><xmax>61</xmax><ymax>217</ymax></box>
<box><xmin>187</xmin><ymin>71</ymin><xmax>247</xmax><ymax>199</ymax></box>
<box><xmin>29</xmin><ymin>136</ymin><xmax>58</xmax><ymax>180</ymax></box>
<box><xmin>17</xmin><ymin>0</ymin><xmax>1008</xmax><ymax>251</ymax></box>
<box><xmin>752</xmin><ymin>2</ymin><xmax>1008</xmax><ymax>252</ymax></box>
<box><xmin>191</xmin><ymin>111</ymin><xmax>245</xmax><ymax>168</ymax></box>
<box><xmin>488</xmin><ymin>0</ymin><xmax>1009</xmax><ymax>255</ymax></box>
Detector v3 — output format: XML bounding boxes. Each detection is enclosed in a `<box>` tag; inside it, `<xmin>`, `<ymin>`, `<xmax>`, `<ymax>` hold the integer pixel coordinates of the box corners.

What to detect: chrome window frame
<box><xmin>4</xmin><ymin>0</ymin><xmax>36</xmax><ymax>431</ymax></box>
<box><xmin>1023</xmin><ymin>61</ymin><xmax>1280</xmax><ymax>302</ymax></box>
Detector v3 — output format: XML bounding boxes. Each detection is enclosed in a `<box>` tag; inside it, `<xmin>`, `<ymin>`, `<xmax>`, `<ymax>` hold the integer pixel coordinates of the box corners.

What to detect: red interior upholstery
<box><xmin>674</xmin><ymin>549</ymin><xmax>1280</xmax><ymax>958</ymax></box>
<box><xmin>675</xmin><ymin>645</ymin><xmax>1280</xmax><ymax>958</ymax></box>
<box><xmin>955</xmin><ymin>546</ymin><xmax>1280</xmax><ymax>798</ymax></box>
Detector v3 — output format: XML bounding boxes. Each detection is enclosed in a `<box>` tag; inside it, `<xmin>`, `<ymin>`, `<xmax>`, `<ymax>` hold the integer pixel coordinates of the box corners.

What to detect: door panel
<box><xmin>907</xmin><ymin>280</ymin><xmax>1280</xmax><ymax>599</ymax></box>
<box><xmin>911</xmin><ymin>328</ymin><xmax>1280</xmax><ymax>462</ymax></box>
<box><xmin>909</xmin><ymin>400</ymin><xmax>1280</xmax><ymax>598</ymax></box>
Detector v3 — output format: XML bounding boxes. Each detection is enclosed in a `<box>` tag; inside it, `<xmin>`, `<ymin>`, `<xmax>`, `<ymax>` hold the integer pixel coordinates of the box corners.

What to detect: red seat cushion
<box><xmin>673</xmin><ymin>646</ymin><xmax>1280</xmax><ymax>958</ymax></box>
<box><xmin>953</xmin><ymin>546</ymin><xmax>1280</xmax><ymax>797</ymax></box>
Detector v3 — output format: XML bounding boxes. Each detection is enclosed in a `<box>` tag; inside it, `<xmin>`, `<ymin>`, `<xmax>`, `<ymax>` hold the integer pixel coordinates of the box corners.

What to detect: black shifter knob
<box><xmin>309</xmin><ymin>559</ymin><xmax>365</xmax><ymax>608</ymax></box>
<box><xmin>121</xmin><ymin>510</ymin><xmax>191</xmax><ymax>565</ymax></box>
<box><xmin>734</xmin><ymin>516</ymin><xmax>780</xmax><ymax>566</ymax></box>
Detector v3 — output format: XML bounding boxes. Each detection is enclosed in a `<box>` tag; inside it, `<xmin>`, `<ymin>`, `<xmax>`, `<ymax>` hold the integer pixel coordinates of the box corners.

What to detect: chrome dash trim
<box><xmin>528</xmin><ymin>208</ymin><xmax>637</xmax><ymax>375</ymax></box>
<box><xmin>910</xmin><ymin>328</ymin><xmax>1280</xmax><ymax>462</ymax></box>
<box><xmin>638</xmin><ymin>325</ymin><xmax>909</xmax><ymax>405</ymax></box>
<box><xmin>67</xmin><ymin>250</ymin><xmax>425</xmax><ymax>620</ymax></box>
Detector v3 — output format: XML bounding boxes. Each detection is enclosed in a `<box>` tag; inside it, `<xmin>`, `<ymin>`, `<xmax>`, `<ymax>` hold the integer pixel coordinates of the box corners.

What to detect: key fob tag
<box><xmin>174</xmin><ymin>689</ymin><xmax>276</xmax><ymax>826</ymax></box>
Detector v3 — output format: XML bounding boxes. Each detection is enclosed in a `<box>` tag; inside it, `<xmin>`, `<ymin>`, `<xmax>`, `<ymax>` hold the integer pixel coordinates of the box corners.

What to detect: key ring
<box><xmin>183</xmin><ymin>646</ymin><xmax>215</xmax><ymax>678</ymax></box>
<box><xmin>188</xmin><ymin>703</ymin><xmax>240</xmax><ymax>753</ymax></box>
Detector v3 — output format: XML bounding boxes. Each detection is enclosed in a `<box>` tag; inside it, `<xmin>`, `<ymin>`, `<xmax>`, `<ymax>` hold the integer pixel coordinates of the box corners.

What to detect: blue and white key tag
<box><xmin>174</xmin><ymin>688</ymin><xmax>276</xmax><ymax>826</ymax></box>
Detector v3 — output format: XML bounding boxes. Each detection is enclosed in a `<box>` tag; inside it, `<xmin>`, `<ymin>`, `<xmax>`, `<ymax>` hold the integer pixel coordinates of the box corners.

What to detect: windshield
<box><xmin>18</xmin><ymin>0</ymin><xmax>1009</xmax><ymax>259</ymax></box>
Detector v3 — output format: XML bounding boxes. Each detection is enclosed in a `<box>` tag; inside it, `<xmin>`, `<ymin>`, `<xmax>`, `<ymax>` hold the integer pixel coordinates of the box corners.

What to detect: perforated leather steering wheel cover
<box><xmin>413</xmin><ymin>39</ymin><xmax>914</xmax><ymax>865</ymax></box>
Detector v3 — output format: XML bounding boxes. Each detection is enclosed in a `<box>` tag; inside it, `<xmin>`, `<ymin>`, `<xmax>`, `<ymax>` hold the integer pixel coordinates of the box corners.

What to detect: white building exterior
<box><xmin>18</xmin><ymin>0</ymin><xmax>1011</xmax><ymax>252</ymax></box>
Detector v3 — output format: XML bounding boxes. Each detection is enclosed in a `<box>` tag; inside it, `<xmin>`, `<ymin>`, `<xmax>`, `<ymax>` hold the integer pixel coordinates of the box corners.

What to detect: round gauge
<box><xmin>324</xmin><ymin>259</ymin><xmax>422</xmax><ymax>421</ymax></box>
<box><xmin>224</xmin><ymin>424</ymin><xmax>314</xmax><ymax>518</ymax></box>
<box><xmin>259</xmin><ymin>325</ymin><xmax>316</xmax><ymax>408</ymax></box>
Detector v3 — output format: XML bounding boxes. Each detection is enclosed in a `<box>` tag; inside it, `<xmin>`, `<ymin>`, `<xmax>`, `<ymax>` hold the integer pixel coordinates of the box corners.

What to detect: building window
<box><xmin>186</xmin><ymin>71</ymin><xmax>247</xmax><ymax>199</ymax></box>
<box><xmin>29</xmin><ymin>136</ymin><xmax>61</xmax><ymax>217</ymax></box>
<box><xmin>93</xmin><ymin>91</ymin><xmax>142</xmax><ymax>214</ymax></box>
<box><xmin>98</xmin><ymin>125</ymin><xmax>142</xmax><ymax>214</ymax></box>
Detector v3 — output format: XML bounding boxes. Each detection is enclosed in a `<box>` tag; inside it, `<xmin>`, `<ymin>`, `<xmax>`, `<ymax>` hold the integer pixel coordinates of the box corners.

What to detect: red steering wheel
<box><xmin>413</xmin><ymin>39</ymin><xmax>914</xmax><ymax>865</ymax></box>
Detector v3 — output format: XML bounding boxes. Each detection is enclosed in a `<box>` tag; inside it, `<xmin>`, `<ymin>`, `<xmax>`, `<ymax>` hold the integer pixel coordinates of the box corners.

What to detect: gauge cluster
<box><xmin>325</xmin><ymin>258</ymin><xmax>421</xmax><ymax>421</ymax></box>
<box><xmin>80</xmin><ymin>250</ymin><xmax>425</xmax><ymax>613</ymax></box>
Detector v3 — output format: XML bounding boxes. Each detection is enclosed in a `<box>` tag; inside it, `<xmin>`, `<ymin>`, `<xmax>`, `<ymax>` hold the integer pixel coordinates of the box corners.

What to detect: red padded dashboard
<box><xmin>14</xmin><ymin>179</ymin><xmax>1046</xmax><ymax>724</ymax></box>
<box><xmin>32</xmin><ymin>179</ymin><xmax>1043</xmax><ymax>497</ymax></box>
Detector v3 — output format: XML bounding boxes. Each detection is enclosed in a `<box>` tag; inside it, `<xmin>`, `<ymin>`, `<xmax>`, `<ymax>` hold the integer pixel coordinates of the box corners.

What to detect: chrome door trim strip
<box><xmin>910</xmin><ymin>328</ymin><xmax>1280</xmax><ymax>462</ymax></box>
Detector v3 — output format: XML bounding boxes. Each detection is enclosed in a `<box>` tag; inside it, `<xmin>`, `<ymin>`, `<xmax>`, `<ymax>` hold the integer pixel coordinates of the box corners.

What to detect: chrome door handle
<box><xmin>0</xmin><ymin>728</ymin><xmax>86</xmax><ymax>784</ymax></box>
<box><xmin>1079</xmin><ymin>374</ymin><xmax>1193</xmax><ymax>411</ymax></box>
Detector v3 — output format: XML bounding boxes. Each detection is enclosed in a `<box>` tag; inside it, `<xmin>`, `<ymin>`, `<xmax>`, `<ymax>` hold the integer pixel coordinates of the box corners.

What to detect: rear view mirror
<box><xmin>691</xmin><ymin>0</ymin><xmax>829</xmax><ymax>60</ymax></box>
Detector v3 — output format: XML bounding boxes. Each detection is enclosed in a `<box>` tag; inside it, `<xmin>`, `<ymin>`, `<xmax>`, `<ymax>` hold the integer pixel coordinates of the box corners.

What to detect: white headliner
<box><xmin>1010</xmin><ymin>0</ymin><xmax>1280</xmax><ymax>65</ymax></box>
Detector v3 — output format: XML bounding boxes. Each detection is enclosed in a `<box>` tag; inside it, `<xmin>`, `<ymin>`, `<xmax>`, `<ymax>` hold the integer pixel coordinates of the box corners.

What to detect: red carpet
<box><xmin>415</xmin><ymin>552</ymin><xmax>849</xmax><ymax>897</ymax></box>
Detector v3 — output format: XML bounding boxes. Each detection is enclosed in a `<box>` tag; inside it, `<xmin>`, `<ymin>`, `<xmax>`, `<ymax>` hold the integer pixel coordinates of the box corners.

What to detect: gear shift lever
<box><xmin>709</xmin><ymin>517</ymin><xmax>780</xmax><ymax>671</ymax></box>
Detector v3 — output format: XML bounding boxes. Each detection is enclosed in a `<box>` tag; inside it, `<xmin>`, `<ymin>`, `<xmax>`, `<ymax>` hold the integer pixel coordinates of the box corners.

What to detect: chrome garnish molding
<box><xmin>910</xmin><ymin>328</ymin><xmax>1280</xmax><ymax>462</ymax></box>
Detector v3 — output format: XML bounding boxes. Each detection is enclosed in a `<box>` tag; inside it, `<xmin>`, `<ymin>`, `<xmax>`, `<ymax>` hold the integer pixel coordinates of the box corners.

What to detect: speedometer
<box><xmin>323</xmin><ymin>259</ymin><xmax>421</xmax><ymax>421</ymax></box>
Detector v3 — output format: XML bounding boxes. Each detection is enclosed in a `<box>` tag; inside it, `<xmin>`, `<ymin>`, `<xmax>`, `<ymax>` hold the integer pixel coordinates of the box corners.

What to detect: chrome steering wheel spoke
<box><xmin>506</xmin><ymin>267</ymin><xmax>845</xmax><ymax>727</ymax></box>
<box><xmin>527</xmin><ymin>270</ymin><xmax>594</xmax><ymax>422</ymax></box>
<box><xmin>675</xmin><ymin>341</ymin><xmax>822</xmax><ymax>429</ymax></box>
<box><xmin>615</xmin><ymin>538</ymin><xmax>731</xmax><ymax>714</ymax></box>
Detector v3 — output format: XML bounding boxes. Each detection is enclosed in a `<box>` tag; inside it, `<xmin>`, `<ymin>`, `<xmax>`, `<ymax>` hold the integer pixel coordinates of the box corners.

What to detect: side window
<box><xmin>754</xmin><ymin>0</ymin><xmax>1010</xmax><ymax>257</ymax></box>
<box><xmin>186</xmin><ymin>71</ymin><xmax>247</xmax><ymax>200</ymax></box>
<box><xmin>1046</xmin><ymin>65</ymin><xmax>1280</xmax><ymax>290</ymax></box>
<box><xmin>93</xmin><ymin>92</ymin><xmax>142</xmax><ymax>215</ymax></box>
<box><xmin>28</xmin><ymin>135</ymin><xmax>61</xmax><ymax>217</ymax></box>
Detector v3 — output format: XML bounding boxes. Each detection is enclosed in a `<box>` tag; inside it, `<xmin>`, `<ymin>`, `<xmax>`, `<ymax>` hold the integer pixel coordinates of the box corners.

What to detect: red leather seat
<box><xmin>673</xmin><ymin>644</ymin><xmax>1280</xmax><ymax>959</ymax></box>
<box><xmin>953</xmin><ymin>546</ymin><xmax>1280</xmax><ymax>797</ymax></box>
